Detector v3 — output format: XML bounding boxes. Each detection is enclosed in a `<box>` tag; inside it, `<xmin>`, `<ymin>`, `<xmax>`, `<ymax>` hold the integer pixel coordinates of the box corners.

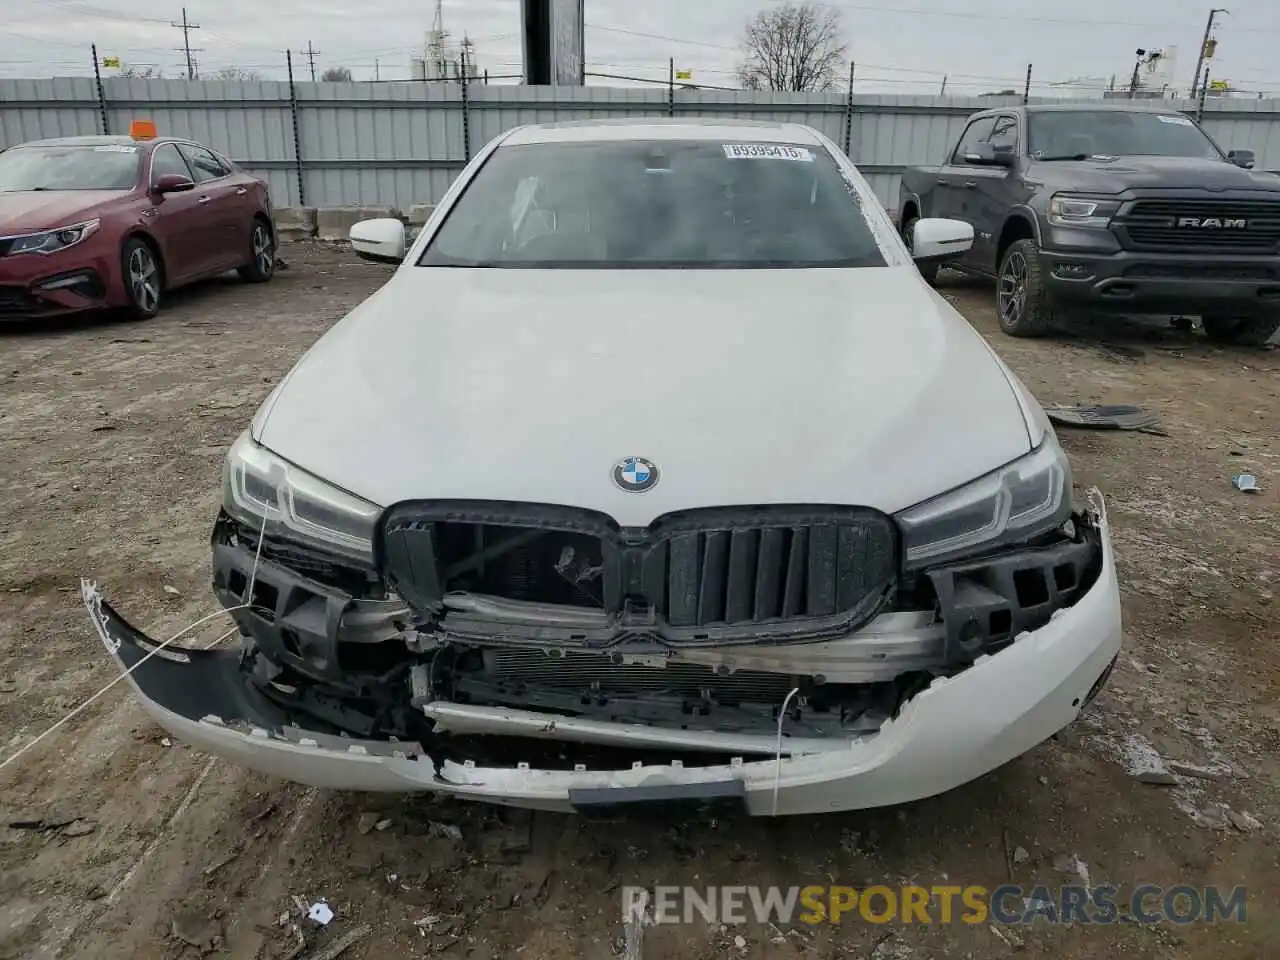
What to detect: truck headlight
<box><xmin>222</xmin><ymin>431</ymin><xmax>380</xmax><ymax>564</ymax></box>
<box><xmin>1047</xmin><ymin>195</ymin><xmax>1120</xmax><ymax>229</ymax></box>
<box><xmin>895</xmin><ymin>435</ymin><xmax>1072</xmax><ymax>568</ymax></box>
<box><xmin>10</xmin><ymin>218</ymin><xmax>100</xmax><ymax>255</ymax></box>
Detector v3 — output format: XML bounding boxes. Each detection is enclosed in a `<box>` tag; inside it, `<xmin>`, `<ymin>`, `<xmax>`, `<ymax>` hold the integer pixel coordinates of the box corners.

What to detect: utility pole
<box><xmin>1192</xmin><ymin>9</ymin><xmax>1228</xmax><ymax>103</ymax></box>
<box><xmin>939</xmin><ymin>75</ymin><xmax>947</xmax><ymax>96</ymax></box>
<box><xmin>171</xmin><ymin>6</ymin><xmax>202</xmax><ymax>80</ymax></box>
<box><xmin>374</xmin><ymin>58</ymin><xmax>380</xmax><ymax>81</ymax></box>
<box><xmin>305</xmin><ymin>41</ymin><xmax>319</xmax><ymax>82</ymax></box>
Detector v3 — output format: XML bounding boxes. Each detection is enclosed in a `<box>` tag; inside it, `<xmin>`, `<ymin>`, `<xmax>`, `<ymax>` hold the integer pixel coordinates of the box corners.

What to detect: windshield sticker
<box><xmin>93</xmin><ymin>144</ymin><xmax>139</xmax><ymax>153</ymax></box>
<box><xmin>722</xmin><ymin>143</ymin><xmax>814</xmax><ymax>162</ymax></box>
<box><xmin>1157</xmin><ymin>115</ymin><xmax>1194</xmax><ymax>126</ymax></box>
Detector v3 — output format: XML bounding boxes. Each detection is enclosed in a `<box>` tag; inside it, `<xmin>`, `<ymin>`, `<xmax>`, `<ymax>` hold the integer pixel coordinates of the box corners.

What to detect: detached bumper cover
<box><xmin>84</xmin><ymin>499</ymin><xmax>1122</xmax><ymax>816</ymax></box>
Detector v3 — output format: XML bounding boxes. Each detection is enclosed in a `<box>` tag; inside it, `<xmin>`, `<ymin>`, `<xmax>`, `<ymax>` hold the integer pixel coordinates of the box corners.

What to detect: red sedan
<box><xmin>0</xmin><ymin>132</ymin><xmax>275</xmax><ymax>321</ymax></box>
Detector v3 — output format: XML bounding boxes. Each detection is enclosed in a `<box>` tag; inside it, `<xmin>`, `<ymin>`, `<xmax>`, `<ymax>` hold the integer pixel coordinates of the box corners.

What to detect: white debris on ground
<box><xmin>1052</xmin><ymin>852</ymin><xmax>1092</xmax><ymax>888</ymax></box>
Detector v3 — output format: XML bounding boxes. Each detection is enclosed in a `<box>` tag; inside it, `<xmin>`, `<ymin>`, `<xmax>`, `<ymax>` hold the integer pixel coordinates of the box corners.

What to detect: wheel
<box><xmin>121</xmin><ymin>238</ymin><xmax>162</xmax><ymax>320</ymax></box>
<box><xmin>996</xmin><ymin>238</ymin><xmax>1056</xmax><ymax>338</ymax></box>
<box><xmin>1201</xmin><ymin>314</ymin><xmax>1280</xmax><ymax>347</ymax></box>
<box><xmin>237</xmin><ymin>219</ymin><xmax>276</xmax><ymax>283</ymax></box>
<box><xmin>901</xmin><ymin>215</ymin><xmax>939</xmax><ymax>286</ymax></box>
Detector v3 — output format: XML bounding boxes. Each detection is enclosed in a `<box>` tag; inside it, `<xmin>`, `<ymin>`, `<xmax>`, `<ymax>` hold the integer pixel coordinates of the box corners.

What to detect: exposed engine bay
<box><xmin>207</xmin><ymin>500</ymin><xmax>1104</xmax><ymax>761</ymax></box>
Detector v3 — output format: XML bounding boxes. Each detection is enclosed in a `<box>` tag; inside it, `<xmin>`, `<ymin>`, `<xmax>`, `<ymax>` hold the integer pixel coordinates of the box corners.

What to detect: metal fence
<box><xmin>4</xmin><ymin>77</ymin><xmax>1280</xmax><ymax>211</ymax></box>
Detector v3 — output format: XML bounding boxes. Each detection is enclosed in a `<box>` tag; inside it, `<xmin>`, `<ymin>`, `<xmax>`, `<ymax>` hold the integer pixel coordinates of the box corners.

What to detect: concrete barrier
<box><xmin>272</xmin><ymin>207</ymin><xmax>317</xmax><ymax>241</ymax></box>
<box><xmin>407</xmin><ymin>203</ymin><xmax>436</xmax><ymax>226</ymax></box>
<box><xmin>315</xmin><ymin>205</ymin><xmax>402</xmax><ymax>242</ymax></box>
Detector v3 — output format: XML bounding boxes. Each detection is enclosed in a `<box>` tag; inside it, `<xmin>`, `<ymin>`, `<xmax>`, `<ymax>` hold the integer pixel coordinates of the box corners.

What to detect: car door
<box><xmin>177</xmin><ymin>143</ymin><xmax>244</xmax><ymax>273</ymax></box>
<box><xmin>964</xmin><ymin>115</ymin><xmax>1020</xmax><ymax>272</ymax></box>
<box><xmin>933</xmin><ymin>116</ymin><xmax>996</xmax><ymax>228</ymax></box>
<box><xmin>144</xmin><ymin>142</ymin><xmax>205</xmax><ymax>285</ymax></box>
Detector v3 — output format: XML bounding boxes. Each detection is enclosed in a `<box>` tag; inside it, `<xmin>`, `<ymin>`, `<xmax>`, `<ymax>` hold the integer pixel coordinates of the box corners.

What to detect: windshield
<box><xmin>0</xmin><ymin>144</ymin><xmax>141</xmax><ymax>191</ymax></box>
<box><xmin>420</xmin><ymin>140</ymin><xmax>887</xmax><ymax>269</ymax></box>
<box><xmin>1028</xmin><ymin>111</ymin><xmax>1223</xmax><ymax>161</ymax></box>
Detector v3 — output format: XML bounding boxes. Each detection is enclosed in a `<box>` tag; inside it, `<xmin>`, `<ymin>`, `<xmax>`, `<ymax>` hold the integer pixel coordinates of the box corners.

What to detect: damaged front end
<box><xmin>86</xmin><ymin>472</ymin><xmax>1119</xmax><ymax>813</ymax></box>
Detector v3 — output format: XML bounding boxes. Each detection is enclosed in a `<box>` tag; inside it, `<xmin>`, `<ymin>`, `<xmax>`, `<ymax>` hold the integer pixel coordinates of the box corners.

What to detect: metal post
<box><xmin>939</xmin><ymin>75</ymin><xmax>947</xmax><ymax>96</ymax></box>
<box><xmin>91</xmin><ymin>44</ymin><xmax>110</xmax><ymax>135</ymax></box>
<box><xmin>668</xmin><ymin>57</ymin><xmax>675</xmax><ymax>117</ymax></box>
<box><xmin>286</xmin><ymin>50</ymin><xmax>306</xmax><ymax>206</ymax></box>
<box><xmin>1023</xmin><ymin>64</ymin><xmax>1032</xmax><ymax>104</ymax></box>
<box><xmin>1192</xmin><ymin>9</ymin><xmax>1225</xmax><ymax>105</ymax></box>
<box><xmin>460</xmin><ymin>48</ymin><xmax>472</xmax><ymax>162</ymax></box>
<box><xmin>843</xmin><ymin>62</ymin><xmax>855</xmax><ymax>156</ymax></box>
<box><xmin>1197</xmin><ymin>68</ymin><xmax>1210</xmax><ymax>122</ymax></box>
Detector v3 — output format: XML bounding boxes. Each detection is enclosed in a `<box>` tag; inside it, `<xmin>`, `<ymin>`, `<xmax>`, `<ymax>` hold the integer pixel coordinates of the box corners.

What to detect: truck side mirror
<box><xmin>1228</xmin><ymin>148</ymin><xmax>1256</xmax><ymax>169</ymax></box>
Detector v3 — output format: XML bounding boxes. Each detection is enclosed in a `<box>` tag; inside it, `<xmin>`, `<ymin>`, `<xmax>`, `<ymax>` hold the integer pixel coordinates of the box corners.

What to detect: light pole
<box><xmin>1191</xmin><ymin>8</ymin><xmax>1228</xmax><ymax>100</ymax></box>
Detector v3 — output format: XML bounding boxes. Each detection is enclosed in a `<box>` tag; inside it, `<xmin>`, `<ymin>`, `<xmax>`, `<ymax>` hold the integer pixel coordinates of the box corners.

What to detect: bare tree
<box><xmin>209</xmin><ymin>66</ymin><xmax>262</xmax><ymax>81</ymax></box>
<box><xmin>321</xmin><ymin>66</ymin><xmax>353</xmax><ymax>82</ymax></box>
<box><xmin>738</xmin><ymin>2</ymin><xmax>847</xmax><ymax>92</ymax></box>
<box><xmin>119</xmin><ymin>65</ymin><xmax>163</xmax><ymax>79</ymax></box>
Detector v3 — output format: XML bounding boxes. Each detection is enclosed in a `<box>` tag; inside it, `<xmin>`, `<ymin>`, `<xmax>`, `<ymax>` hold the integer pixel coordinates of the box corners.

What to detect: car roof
<box><xmin>502</xmin><ymin>118</ymin><xmax>827</xmax><ymax>147</ymax></box>
<box><xmin>13</xmin><ymin>134</ymin><xmax>207</xmax><ymax>149</ymax></box>
<box><xmin>970</xmin><ymin>103</ymin><xmax>1192</xmax><ymax>120</ymax></box>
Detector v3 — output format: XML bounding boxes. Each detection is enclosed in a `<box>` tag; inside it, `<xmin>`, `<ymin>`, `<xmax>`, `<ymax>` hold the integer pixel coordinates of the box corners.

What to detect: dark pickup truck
<box><xmin>898</xmin><ymin>103</ymin><xmax>1280</xmax><ymax>345</ymax></box>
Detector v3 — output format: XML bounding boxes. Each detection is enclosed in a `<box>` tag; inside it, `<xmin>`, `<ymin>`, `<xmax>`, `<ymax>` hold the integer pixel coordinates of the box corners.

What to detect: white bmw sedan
<box><xmin>86</xmin><ymin>119</ymin><xmax>1122</xmax><ymax>816</ymax></box>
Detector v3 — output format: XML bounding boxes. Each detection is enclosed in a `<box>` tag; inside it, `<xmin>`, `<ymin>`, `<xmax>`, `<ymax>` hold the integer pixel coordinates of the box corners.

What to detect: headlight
<box><xmin>1047</xmin><ymin>195</ymin><xmax>1120</xmax><ymax>229</ymax></box>
<box><xmin>222</xmin><ymin>431</ymin><xmax>380</xmax><ymax>564</ymax></box>
<box><xmin>895</xmin><ymin>435</ymin><xmax>1072</xmax><ymax>568</ymax></box>
<box><xmin>10</xmin><ymin>219</ymin><xmax>101</xmax><ymax>255</ymax></box>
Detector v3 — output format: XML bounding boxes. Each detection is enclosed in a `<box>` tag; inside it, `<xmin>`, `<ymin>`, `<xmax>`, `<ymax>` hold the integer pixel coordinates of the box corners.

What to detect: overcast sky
<box><xmin>6</xmin><ymin>0</ymin><xmax>1280</xmax><ymax>97</ymax></box>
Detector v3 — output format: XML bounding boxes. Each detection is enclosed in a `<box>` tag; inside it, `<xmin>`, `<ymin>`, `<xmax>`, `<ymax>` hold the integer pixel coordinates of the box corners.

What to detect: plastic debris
<box><xmin>307</xmin><ymin>900</ymin><xmax>334</xmax><ymax>926</ymax></box>
<box><xmin>1232</xmin><ymin>473</ymin><xmax>1259</xmax><ymax>493</ymax></box>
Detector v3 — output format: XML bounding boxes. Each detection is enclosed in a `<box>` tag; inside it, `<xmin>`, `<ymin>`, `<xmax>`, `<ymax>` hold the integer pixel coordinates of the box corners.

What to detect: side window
<box><xmin>150</xmin><ymin>144</ymin><xmax>193</xmax><ymax>184</ymax></box>
<box><xmin>989</xmin><ymin>115</ymin><xmax>1019</xmax><ymax>152</ymax></box>
<box><xmin>951</xmin><ymin>118</ymin><xmax>997</xmax><ymax>164</ymax></box>
<box><xmin>178</xmin><ymin>144</ymin><xmax>230</xmax><ymax>183</ymax></box>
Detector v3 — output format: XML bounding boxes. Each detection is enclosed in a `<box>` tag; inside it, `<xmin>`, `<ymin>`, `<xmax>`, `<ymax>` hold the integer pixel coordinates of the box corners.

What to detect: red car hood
<box><xmin>0</xmin><ymin>190</ymin><xmax>129</xmax><ymax>234</ymax></box>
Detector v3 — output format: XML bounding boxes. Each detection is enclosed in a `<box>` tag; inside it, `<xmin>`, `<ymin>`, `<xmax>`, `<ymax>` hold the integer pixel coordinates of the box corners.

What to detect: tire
<box><xmin>237</xmin><ymin>219</ymin><xmax>276</xmax><ymax>283</ymax></box>
<box><xmin>1201</xmin><ymin>314</ymin><xmax>1280</xmax><ymax>347</ymax></box>
<box><xmin>120</xmin><ymin>237</ymin><xmax>162</xmax><ymax>321</ymax></box>
<box><xmin>996</xmin><ymin>238</ymin><xmax>1056</xmax><ymax>338</ymax></box>
<box><xmin>901</xmin><ymin>216</ymin><xmax>939</xmax><ymax>286</ymax></box>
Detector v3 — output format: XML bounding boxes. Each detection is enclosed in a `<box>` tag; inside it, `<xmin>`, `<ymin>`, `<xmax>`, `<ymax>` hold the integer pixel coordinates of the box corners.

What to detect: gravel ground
<box><xmin>1</xmin><ymin>246</ymin><xmax>1277</xmax><ymax>960</ymax></box>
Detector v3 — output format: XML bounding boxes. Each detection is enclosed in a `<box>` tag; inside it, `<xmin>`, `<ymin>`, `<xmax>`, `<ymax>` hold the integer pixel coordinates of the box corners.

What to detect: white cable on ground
<box><xmin>771</xmin><ymin>686</ymin><xmax>801</xmax><ymax>817</ymax></box>
<box><xmin>0</xmin><ymin>601</ymin><xmax>250</xmax><ymax>773</ymax></box>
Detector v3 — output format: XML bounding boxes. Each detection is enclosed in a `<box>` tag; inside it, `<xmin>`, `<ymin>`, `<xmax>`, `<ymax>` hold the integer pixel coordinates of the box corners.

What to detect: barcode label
<box><xmin>722</xmin><ymin>143</ymin><xmax>814</xmax><ymax>162</ymax></box>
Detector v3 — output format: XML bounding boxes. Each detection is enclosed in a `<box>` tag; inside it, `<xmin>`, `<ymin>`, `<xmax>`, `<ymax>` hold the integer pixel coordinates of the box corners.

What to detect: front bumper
<box><xmin>1037</xmin><ymin>241</ymin><xmax>1280</xmax><ymax>315</ymax></box>
<box><xmin>83</xmin><ymin>499</ymin><xmax>1123</xmax><ymax>816</ymax></box>
<box><xmin>0</xmin><ymin>248</ymin><xmax>119</xmax><ymax>319</ymax></box>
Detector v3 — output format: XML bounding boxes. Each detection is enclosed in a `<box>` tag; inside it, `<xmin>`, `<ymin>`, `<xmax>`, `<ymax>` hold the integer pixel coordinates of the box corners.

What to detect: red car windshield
<box><xmin>0</xmin><ymin>144</ymin><xmax>141</xmax><ymax>191</ymax></box>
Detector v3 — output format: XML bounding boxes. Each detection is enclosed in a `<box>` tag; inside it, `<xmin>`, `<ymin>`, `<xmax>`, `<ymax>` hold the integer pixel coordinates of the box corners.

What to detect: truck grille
<box><xmin>380</xmin><ymin>502</ymin><xmax>898</xmax><ymax>640</ymax></box>
<box><xmin>1116</xmin><ymin>199</ymin><xmax>1280</xmax><ymax>252</ymax></box>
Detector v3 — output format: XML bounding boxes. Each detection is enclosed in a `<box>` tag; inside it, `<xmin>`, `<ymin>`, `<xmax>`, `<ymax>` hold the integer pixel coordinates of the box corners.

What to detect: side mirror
<box><xmin>911</xmin><ymin>218</ymin><xmax>974</xmax><ymax>264</ymax></box>
<box><xmin>350</xmin><ymin>218</ymin><xmax>406</xmax><ymax>264</ymax></box>
<box><xmin>964</xmin><ymin>143</ymin><xmax>1016</xmax><ymax>167</ymax></box>
<box><xmin>152</xmin><ymin>173</ymin><xmax>195</xmax><ymax>194</ymax></box>
<box><xmin>1228</xmin><ymin>148</ymin><xmax>1256</xmax><ymax>169</ymax></box>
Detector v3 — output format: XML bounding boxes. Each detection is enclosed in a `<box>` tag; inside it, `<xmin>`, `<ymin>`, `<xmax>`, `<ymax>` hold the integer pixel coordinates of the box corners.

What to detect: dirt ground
<box><xmin>1</xmin><ymin>245</ymin><xmax>1277</xmax><ymax>960</ymax></box>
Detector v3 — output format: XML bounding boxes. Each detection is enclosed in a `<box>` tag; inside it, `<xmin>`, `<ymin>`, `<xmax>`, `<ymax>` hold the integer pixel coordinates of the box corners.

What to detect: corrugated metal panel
<box><xmin>5</xmin><ymin>79</ymin><xmax>1280</xmax><ymax>211</ymax></box>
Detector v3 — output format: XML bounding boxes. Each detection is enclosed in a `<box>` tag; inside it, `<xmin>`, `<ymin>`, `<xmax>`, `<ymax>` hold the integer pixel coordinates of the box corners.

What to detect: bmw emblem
<box><xmin>613</xmin><ymin>456</ymin><xmax>659</xmax><ymax>493</ymax></box>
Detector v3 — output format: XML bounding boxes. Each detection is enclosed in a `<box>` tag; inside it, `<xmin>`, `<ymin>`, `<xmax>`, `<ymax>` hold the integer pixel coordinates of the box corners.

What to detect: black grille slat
<box><xmin>1117</xmin><ymin>200</ymin><xmax>1280</xmax><ymax>252</ymax></box>
<box><xmin>806</xmin><ymin>525</ymin><xmax>839</xmax><ymax>616</ymax></box>
<box><xmin>698</xmin><ymin>532</ymin><xmax>730</xmax><ymax>625</ymax></box>
<box><xmin>667</xmin><ymin>534</ymin><xmax>700</xmax><ymax>627</ymax></box>
<box><xmin>379</xmin><ymin>502</ymin><xmax>897</xmax><ymax>636</ymax></box>
<box><xmin>781</xmin><ymin>527</ymin><xmax>808</xmax><ymax>618</ymax></box>
<box><xmin>753</xmin><ymin>528</ymin><xmax>786</xmax><ymax>621</ymax></box>
<box><xmin>724</xmin><ymin>529</ymin><xmax>758</xmax><ymax>624</ymax></box>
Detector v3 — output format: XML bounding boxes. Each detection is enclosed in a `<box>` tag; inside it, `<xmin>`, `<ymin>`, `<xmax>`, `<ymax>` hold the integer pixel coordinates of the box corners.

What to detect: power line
<box><xmin>170</xmin><ymin>6</ymin><xmax>201</xmax><ymax>80</ymax></box>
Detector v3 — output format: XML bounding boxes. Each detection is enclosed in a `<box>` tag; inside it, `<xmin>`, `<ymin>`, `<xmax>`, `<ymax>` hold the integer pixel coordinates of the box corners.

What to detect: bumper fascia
<box><xmin>0</xmin><ymin>245</ymin><xmax>121</xmax><ymax>319</ymax></box>
<box><xmin>1036</xmin><ymin>240</ymin><xmax>1280</xmax><ymax>315</ymax></box>
<box><xmin>83</xmin><ymin>500</ymin><xmax>1123</xmax><ymax>816</ymax></box>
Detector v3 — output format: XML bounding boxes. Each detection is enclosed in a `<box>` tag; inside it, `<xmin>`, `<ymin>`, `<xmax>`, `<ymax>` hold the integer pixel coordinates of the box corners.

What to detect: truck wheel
<box><xmin>1201</xmin><ymin>314</ymin><xmax>1280</xmax><ymax>347</ymax></box>
<box><xmin>996</xmin><ymin>239</ymin><xmax>1055</xmax><ymax>338</ymax></box>
<box><xmin>901</xmin><ymin>216</ymin><xmax>939</xmax><ymax>286</ymax></box>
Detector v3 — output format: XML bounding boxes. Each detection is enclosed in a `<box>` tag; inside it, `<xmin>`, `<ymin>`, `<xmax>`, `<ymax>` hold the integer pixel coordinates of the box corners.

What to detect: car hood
<box><xmin>256</xmin><ymin>267</ymin><xmax>1033</xmax><ymax>525</ymax></box>
<box><xmin>1027</xmin><ymin>156</ymin><xmax>1279</xmax><ymax>195</ymax></box>
<box><xmin>0</xmin><ymin>190</ymin><xmax>128</xmax><ymax>233</ymax></box>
